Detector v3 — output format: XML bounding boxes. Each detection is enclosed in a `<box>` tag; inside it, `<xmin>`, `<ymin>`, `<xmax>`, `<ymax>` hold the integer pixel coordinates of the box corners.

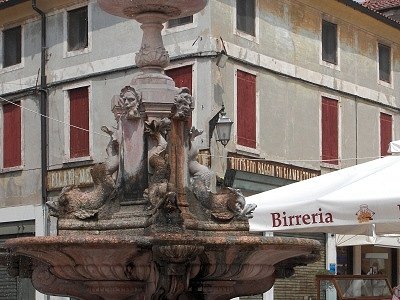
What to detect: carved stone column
<box><xmin>135</xmin><ymin>13</ymin><xmax>170</xmax><ymax>72</ymax></box>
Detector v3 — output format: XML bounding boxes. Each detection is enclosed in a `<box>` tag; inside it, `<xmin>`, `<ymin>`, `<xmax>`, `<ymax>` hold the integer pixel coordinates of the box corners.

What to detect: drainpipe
<box><xmin>31</xmin><ymin>0</ymin><xmax>48</xmax><ymax>208</ymax></box>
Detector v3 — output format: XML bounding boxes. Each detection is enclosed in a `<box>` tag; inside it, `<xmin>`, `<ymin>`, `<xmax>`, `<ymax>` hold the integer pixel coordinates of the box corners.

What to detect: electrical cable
<box><xmin>0</xmin><ymin>96</ymin><xmax>109</xmax><ymax>138</ymax></box>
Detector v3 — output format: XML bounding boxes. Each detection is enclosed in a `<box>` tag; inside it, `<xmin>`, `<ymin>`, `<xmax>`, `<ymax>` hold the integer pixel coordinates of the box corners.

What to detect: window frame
<box><xmin>162</xmin><ymin>14</ymin><xmax>198</xmax><ymax>35</ymax></box>
<box><xmin>0</xmin><ymin>100</ymin><xmax>24</xmax><ymax>172</ymax></box>
<box><xmin>0</xmin><ymin>23</ymin><xmax>24</xmax><ymax>73</ymax></box>
<box><xmin>320</xmin><ymin>18</ymin><xmax>340</xmax><ymax>70</ymax></box>
<box><xmin>63</xmin><ymin>82</ymin><xmax>93</xmax><ymax>163</ymax></box>
<box><xmin>63</xmin><ymin>3</ymin><xmax>92</xmax><ymax>58</ymax></box>
<box><xmin>320</xmin><ymin>94</ymin><xmax>341</xmax><ymax>169</ymax></box>
<box><xmin>234</xmin><ymin>66</ymin><xmax>260</xmax><ymax>155</ymax></box>
<box><xmin>377</xmin><ymin>42</ymin><xmax>392</xmax><ymax>87</ymax></box>
<box><xmin>233</xmin><ymin>0</ymin><xmax>259</xmax><ymax>43</ymax></box>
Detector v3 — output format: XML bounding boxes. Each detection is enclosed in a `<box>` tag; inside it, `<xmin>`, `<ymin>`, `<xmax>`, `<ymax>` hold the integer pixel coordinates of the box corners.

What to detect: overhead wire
<box><xmin>0</xmin><ymin>95</ymin><xmax>109</xmax><ymax>138</ymax></box>
<box><xmin>0</xmin><ymin>96</ymin><xmax>384</xmax><ymax>164</ymax></box>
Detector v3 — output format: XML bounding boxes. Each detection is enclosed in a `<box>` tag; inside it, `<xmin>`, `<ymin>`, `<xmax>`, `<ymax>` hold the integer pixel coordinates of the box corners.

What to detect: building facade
<box><xmin>0</xmin><ymin>0</ymin><xmax>399</xmax><ymax>299</ymax></box>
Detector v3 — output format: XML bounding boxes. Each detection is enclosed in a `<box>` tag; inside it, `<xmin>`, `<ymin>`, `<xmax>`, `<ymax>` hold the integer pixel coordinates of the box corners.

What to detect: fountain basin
<box><xmin>5</xmin><ymin>234</ymin><xmax>320</xmax><ymax>300</ymax></box>
<box><xmin>98</xmin><ymin>0</ymin><xmax>208</xmax><ymax>20</ymax></box>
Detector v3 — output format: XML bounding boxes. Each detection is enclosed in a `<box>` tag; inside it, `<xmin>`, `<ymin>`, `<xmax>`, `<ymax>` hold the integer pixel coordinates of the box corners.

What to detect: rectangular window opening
<box><xmin>236</xmin><ymin>0</ymin><xmax>256</xmax><ymax>36</ymax></box>
<box><xmin>67</xmin><ymin>6</ymin><xmax>88</xmax><ymax>52</ymax></box>
<box><xmin>3</xmin><ymin>102</ymin><xmax>22</xmax><ymax>168</ymax></box>
<box><xmin>3</xmin><ymin>26</ymin><xmax>21</xmax><ymax>68</ymax></box>
<box><xmin>322</xmin><ymin>20</ymin><xmax>337</xmax><ymax>65</ymax></box>
<box><xmin>378</xmin><ymin>43</ymin><xmax>391</xmax><ymax>83</ymax></box>
<box><xmin>167</xmin><ymin>15</ymin><xmax>193</xmax><ymax>28</ymax></box>
<box><xmin>321</xmin><ymin>97</ymin><xmax>338</xmax><ymax>165</ymax></box>
<box><xmin>69</xmin><ymin>87</ymin><xmax>89</xmax><ymax>158</ymax></box>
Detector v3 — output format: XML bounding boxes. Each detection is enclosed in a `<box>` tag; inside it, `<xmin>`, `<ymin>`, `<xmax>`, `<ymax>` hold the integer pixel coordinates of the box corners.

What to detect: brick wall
<box><xmin>274</xmin><ymin>233</ymin><xmax>326</xmax><ymax>300</ymax></box>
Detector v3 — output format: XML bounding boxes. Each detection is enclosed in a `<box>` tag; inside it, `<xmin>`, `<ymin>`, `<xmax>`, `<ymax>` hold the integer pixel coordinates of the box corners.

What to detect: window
<box><xmin>380</xmin><ymin>113</ymin><xmax>392</xmax><ymax>156</ymax></box>
<box><xmin>1</xmin><ymin>229</ymin><xmax>35</xmax><ymax>300</ymax></box>
<box><xmin>236</xmin><ymin>0</ymin><xmax>256</xmax><ymax>36</ymax></box>
<box><xmin>322</xmin><ymin>20</ymin><xmax>337</xmax><ymax>65</ymax></box>
<box><xmin>167</xmin><ymin>16</ymin><xmax>193</xmax><ymax>28</ymax></box>
<box><xmin>378</xmin><ymin>43</ymin><xmax>391</xmax><ymax>83</ymax></box>
<box><xmin>67</xmin><ymin>6</ymin><xmax>88</xmax><ymax>52</ymax></box>
<box><xmin>166</xmin><ymin>65</ymin><xmax>193</xmax><ymax>126</ymax></box>
<box><xmin>3</xmin><ymin>102</ymin><xmax>21</xmax><ymax>168</ymax></box>
<box><xmin>237</xmin><ymin>70</ymin><xmax>256</xmax><ymax>149</ymax></box>
<box><xmin>3</xmin><ymin>26</ymin><xmax>21</xmax><ymax>68</ymax></box>
<box><xmin>321</xmin><ymin>97</ymin><xmax>338</xmax><ymax>165</ymax></box>
<box><xmin>69</xmin><ymin>87</ymin><xmax>89</xmax><ymax>158</ymax></box>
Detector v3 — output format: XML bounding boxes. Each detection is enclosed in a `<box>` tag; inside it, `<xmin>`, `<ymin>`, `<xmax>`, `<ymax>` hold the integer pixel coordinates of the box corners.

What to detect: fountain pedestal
<box><xmin>3</xmin><ymin>1</ymin><xmax>321</xmax><ymax>299</ymax></box>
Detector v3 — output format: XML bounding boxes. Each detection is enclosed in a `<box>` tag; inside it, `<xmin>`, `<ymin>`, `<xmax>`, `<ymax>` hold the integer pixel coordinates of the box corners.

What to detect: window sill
<box><xmin>63</xmin><ymin>156</ymin><xmax>93</xmax><ymax>166</ymax></box>
<box><xmin>236</xmin><ymin>144</ymin><xmax>260</xmax><ymax>156</ymax></box>
<box><xmin>0</xmin><ymin>62</ymin><xmax>24</xmax><ymax>74</ymax></box>
<box><xmin>320</xmin><ymin>60</ymin><xmax>340</xmax><ymax>71</ymax></box>
<box><xmin>64</xmin><ymin>47</ymin><xmax>91</xmax><ymax>58</ymax></box>
<box><xmin>320</xmin><ymin>162</ymin><xmax>340</xmax><ymax>170</ymax></box>
<box><xmin>163</xmin><ymin>22</ymin><xmax>197</xmax><ymax>35</ymax></box>
<box><xmin>378</xmin><ymin>79</ymin><xmax>393</xmax><ymax>89</ymax></box>
<box><xmin>234</xmin><ymin>29</ymin><xmax>259</xmax><ymax>44</ymax></box>
<box><xmin>0</xmin><ymin>165</ymin><xmax>23</xmax><ymax>173</ymax></box>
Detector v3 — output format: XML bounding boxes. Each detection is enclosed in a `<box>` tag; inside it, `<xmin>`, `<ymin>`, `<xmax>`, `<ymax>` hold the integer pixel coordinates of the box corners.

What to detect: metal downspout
<box><xmin>31</xmin><ymin>0</ymin><xmax>48</xmax><ymax>207</ymax></box>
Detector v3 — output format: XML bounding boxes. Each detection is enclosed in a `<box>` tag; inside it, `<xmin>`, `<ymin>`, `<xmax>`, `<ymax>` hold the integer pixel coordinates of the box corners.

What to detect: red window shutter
<box><xmin>321</xmin><ymin>97</ymin><xmax>338</xmax><ymax>165</ymax></box>
<box><xmin>3</xmin><ymin>102</ymin><xmax>21</xmax><ymax>168</ymax></box>
<box><xmin>380</xmin><ymin>113</ymin><xmax>392</xmax><ymax>156</ymax></box>
<box><xmin>69</xmin><ymin>87</ymin><xmax>89</xmax><ymax>158</ymax></box>
<box><xmin>237</xmin><ymin>70</ymin><xmax>256</xmax><ymax>148</ymax></box>
<box><xmin>166</xmin><ymin>65</ymin><xmax>193</xmax><ymax>126</ymax></box>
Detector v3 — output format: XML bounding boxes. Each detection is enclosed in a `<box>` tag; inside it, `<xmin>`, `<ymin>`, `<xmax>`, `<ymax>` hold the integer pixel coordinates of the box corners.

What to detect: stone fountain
<box><xmin>3</xmin><ymin>1</ymin><xmax>320</xmax><ymax>299</ymax></box>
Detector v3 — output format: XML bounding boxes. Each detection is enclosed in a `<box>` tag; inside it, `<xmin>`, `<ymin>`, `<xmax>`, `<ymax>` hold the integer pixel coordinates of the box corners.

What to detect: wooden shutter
<box><xmin>166</xmin><ymin>65</ymin><xmax>193</xmax><ymax>126</ymax></box>
<box><xmin>237</xmin><ymin>70</ymin><xmax>256</xmax><ymax>148</ymax></box>
<box><xmin>321</xmin><ymin>97</ymin><xmax>338</xmax><ymax>165</ymax></box>
<box><xmin>69</xmin><ymin>87</ymin><xmax>89</xmax><ymax>158</ymax></box>
<box><xmin>3</xmin><ymin>102</ymin><xmax>21</xmax><ymax>168</ymax></box>
<box><xmin>380</xmin><ymin>113</ymin><xmax>392</xmax><ymax>156</ymax></box>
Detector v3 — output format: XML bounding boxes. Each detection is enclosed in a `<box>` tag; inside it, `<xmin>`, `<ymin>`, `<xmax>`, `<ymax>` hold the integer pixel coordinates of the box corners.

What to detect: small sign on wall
<box><xmin>47</xmin><ymin>166</ymin><xmax>93</xmax><ymax>191</ymax></box>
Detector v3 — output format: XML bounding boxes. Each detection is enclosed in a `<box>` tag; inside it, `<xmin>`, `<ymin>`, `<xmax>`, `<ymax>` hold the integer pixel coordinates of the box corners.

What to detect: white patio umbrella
<box><xmin>336</xmin><ymin>233</ymin><xmax>400</xmax><ymax>248</ymax></box>
<box><xmin>247</xmin><ymin>146</ymin><xmax>400</xmax><ymax>236</ymax></box>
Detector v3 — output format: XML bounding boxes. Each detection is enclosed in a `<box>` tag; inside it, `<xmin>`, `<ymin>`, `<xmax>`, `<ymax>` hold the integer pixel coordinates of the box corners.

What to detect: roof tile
<box><xmin>363</xmin><ymin>0</ymin><xmax>400</xmax><ymax>10</ymax></box>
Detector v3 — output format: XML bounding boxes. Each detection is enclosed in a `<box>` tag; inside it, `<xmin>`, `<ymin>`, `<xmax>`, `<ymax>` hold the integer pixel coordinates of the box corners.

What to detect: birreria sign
<box><xmin>271</xmin><ymin>208</ymin><xmax>334</xmax><ymax>228</ymax></box>
<box><xmin>227</xmin><ymin>153</ymin><xmax>320</xmax><ymax>182</ymax></box>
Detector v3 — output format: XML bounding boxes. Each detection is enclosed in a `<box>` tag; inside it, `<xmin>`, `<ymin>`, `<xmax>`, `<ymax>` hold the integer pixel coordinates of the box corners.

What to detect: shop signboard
<box><xmin>227</xmin><ymin>152</ymin><xmax>320</xmax><ymax>182</ymax></box>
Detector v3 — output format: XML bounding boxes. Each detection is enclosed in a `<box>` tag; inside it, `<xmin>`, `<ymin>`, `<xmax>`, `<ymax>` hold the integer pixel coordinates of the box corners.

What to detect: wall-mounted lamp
<box><xmin>216</xmin><ymin>37</ymin><xmax>228</xmax><ymax>68</ymax></box>
<box><xmin>209</xmin><ymin>104</ymin><xmax>233</xmax><ymax>147</ymax></box>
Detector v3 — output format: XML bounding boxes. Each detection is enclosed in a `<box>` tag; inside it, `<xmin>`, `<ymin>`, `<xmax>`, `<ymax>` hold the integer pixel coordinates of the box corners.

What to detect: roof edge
<box><xmin>338</xmin><ymin>0</ymin><xmax>400</xmax><ymax>30</ymax></box>
<box><xmin>0</xmin><ymin>0</ymin><xmax>29</xmax><ymax>10</ymax></box>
